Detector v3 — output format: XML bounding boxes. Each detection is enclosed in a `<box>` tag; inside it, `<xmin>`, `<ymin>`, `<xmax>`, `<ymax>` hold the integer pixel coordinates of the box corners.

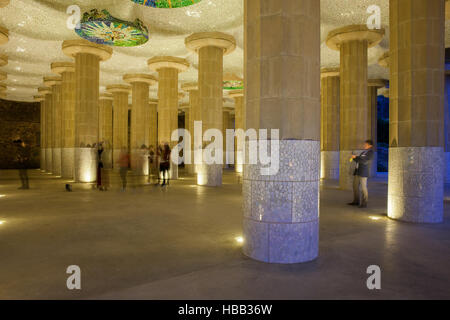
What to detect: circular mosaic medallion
<box><xmin>75</xmin><ymin>9</ymin><xmax>149</xmax><ymax>47</ymax></box>
<box><xmin>223</xmin><ymin>80</ymin><xmax>244</xmax><ymax>90</ymax></box>
<box><xmin>131</xmin><ymin>0</ymin><xmax>202</xmax><ymax>9</ymax></box>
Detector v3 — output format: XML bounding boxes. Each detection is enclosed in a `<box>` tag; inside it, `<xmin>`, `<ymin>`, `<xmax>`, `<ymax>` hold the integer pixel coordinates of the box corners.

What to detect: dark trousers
<box><xmin>19</xmin><ymin>169</ymin><xmax>29</xmax><ymax>188</ymax></box>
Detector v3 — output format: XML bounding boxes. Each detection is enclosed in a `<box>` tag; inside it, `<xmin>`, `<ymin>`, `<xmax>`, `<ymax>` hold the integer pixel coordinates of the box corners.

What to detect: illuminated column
<box><xmin>320</xmin><ymin>68</ymin><xmax>340</xmax><ymax>180</ymax></box>
<box><xmin>52</xmin><ymin>62</ymin><xmax>76</xmax><ymax>179</ymax></box>
<box><xmin>34</xmin><ymin>95</ymin><xmax>45</xmax><ymax>172</ymax></box>
<box><xmin>243</xmin><ymin>0</ymin><xmax>320</xmax><ymax>263</ymax></box>
<box><xmin>124</xmin><ymin>74</ymin><xmax>157</xmax><ymax>175</ymax></box>
<box><xmin>367</xmin><ymin>79</ymin><xmax>387</xmax><ymax>178</ymax></box>
<box><xmin>148</xmin><ymin>99</ymin><xmax>158</xmax><ymax>149</ymax></box>
<box><xmin>62</xmin><ymin>40</ymin><xmax>112</xmax><ymax>183</ymax></box>
<box><xmin>148</xmin><ymin>56</ymin><xmax>190</xmax><ymax>180</ymax></box>
<box><xmin>185</xmin><ymin>32</ymin><xmax>236</xmax><ymax>186</ymax></box>
<box><xmin>181</xmin><ymin>82</ymin><xmax>199</xmax><ymax>175</ymax></box>
<box><xmin>327</xmin><ymin>25</ymin><xmax>385</xmax><ymax>190</ymax></box>
<box><xmin>99</xmin><ymin>93</ymin><xmax>113</xmax><ymax>169</ymax></box>
<box><xmin>229</xmin><ymin>89</ymin><xmax>244</xmax><ymax>174</ymax></box>
<box><xmin>222</xmin><ymin>108</ymin><xmax>232</xmax><ymax>168</ymax></box>
<box><xmin>38</xmin><ymin>86</ymin><xmax>52</xmax><ymax>172</ymax></box>
<box><xmin>107</xmin><ymin>85</ymin><xmax>131</xmax><ymax>169</ymax></box>
<box><xmin>388</xmin><ymin>0</ymin><xmax>445</xmax><ymax>223</ymax></box>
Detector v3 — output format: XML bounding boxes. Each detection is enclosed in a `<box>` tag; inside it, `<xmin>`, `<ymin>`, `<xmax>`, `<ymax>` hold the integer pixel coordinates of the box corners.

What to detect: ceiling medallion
<box><xmin>131</xmin><ymin>0</ymin><xmax>202</xmax><ymax>9</ymax></box>
<box><xmin>223</xmin><ymin>80</ymin><xmax>243</xmax><ymax>90</ymax></box>
<box><xmin>75</xmin><ymin>9</ymin><xmax>149</xmax><ymax>47</ymax></box>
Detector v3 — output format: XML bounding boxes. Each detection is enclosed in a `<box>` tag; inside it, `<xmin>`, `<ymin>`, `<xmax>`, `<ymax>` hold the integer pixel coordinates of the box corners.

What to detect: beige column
<box><xmin>181</xmin><ymin>83</ymin><xmax>199</xmax><ymax>175</ymax></box>
<box><xmin>38</xmin><ymin>86</ymin><xmax>53</xmax><ymax>173</ymax></box>
<box><xmin>229</xmin><ymin>89</ymin><xmax>244</xmax><ymax>173</ymax></box>
<box><xmin>0</xmin><ymin>0</ymin><xmax>10</xmax><ymax>8</ymax></box>
<box><xmin>185</xmin><ymin>32</ymin><xmax>236</xmax><ymax>187</ymax></box>
<box><xmin>222</xmin><ymin>107</ymin><xmax>233</xmax><ymax>168</ymax></box>
<box><xmin>0</xmin><ymin>26</ymin><xmax>7</xmax><ymax>46</ymax></box>
<box><xmin>148</xmin><ymin>56</ymin><xmax>190</xmax><ymax>180</ymax></box>
<box><xmin>320</xmin><ymin>68</ymin><xmax>340</xmax><ymax>180</ymax></box>
<box><xmin>51</xmin><ymin>62</ymin><xmax>76</xmax><ymax>179</ymax></box>
<box><xmin>148</xmin><ymin>99</ymin><xmax>158</xmax><ymax>149</ymax></box>
<box><xmin>243</xmin><ymin>0</ymin><xmax>320</xmax><ymax>264</ymax></box>
<box><xmin>44</xmin><ymin>76</ymin><xmax>62</xmax><ymax>176</ymax></box>
<box><xmin>124</xmin><ymin>74</ymin><xmax>157</xmax><ymax>175</ymax></box>
<box><xmin>107</xmin><ymin>84</ymin><xmax>131</xmax><ymax>169</ymax></box>
<box><xmin>388</xmin><ymin>0</ymin><xmax>445</xmax><ymax>223</ymax></box>
<box><xmin>34</xmin><ymin>95</ymin><xmax>45</xmax><ymax>172</ymax></box>
<box><xmin>99</xmin><ymin>93</ymin><xmax>113</xmax><ymax>168</ymax></box>
<box><xmin>326</xmin><ymin>25</ymin><xmax>384</xmax><ymax>190</ymax></box>
<box><xmin>62</xmin><ymin>40</ymin><xmax>112</xmax><ymax>183</ymax></box>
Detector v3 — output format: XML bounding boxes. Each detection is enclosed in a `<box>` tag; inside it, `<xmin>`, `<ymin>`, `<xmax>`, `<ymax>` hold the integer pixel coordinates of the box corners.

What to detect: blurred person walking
<box><xmin>160</xmin><ymin>143</ymin><xmax>171</xmax><ymax>187</ymax></box>
<box><xmin>118</xmin><ymin>148</ymin><xmax>130</xmax><ymax>192</ymax></box>
<box><xmin>15</xmin><ymin>139</ymin><xmax>31</xmax><ymax>190</ymax></box>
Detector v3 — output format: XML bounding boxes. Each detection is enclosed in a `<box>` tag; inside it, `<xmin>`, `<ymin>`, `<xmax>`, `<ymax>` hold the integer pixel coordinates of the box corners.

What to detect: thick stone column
<box><xmin>38</xmin><ymin>87</ymin><xmax>52</xmax><ymax>172</ymax></box>
<box><xmin>52</xmin><ymin>62</ymin><xmax>76</xmax><ymax>179</ymax></box>
<box><xmin>44</xmin><ymin>76</ymin><xmax>62</xmax><ymax>176</ymax></box>
<box><xmin>106</xmin><ymin>85</ymin><xmax>131</xmax><ymax>169</ymax></box>
<box><xmin>181</xmin><ymin>82</ymin><xmax>199</xmax><ymax>175</ymax></box>
<box><xmin>34</xmin><ymin>95</ymin><xmax>45</xmax><ymax>172</ymax></box>
<box><xmin>229</xmin><ymin>89</ymin><xmax>244</xmax><ymax>174</ymax></box>
<box><xmin>99</xmin><ymin>93</ymin><xmax>113</xmax><ymax>169</ymax></box>
<box><xmin>148</xmin><ymin>56</ymin><xmax>190</xmax><ymax>180</ymax></box>
<box><xmin>243</xmin><ymin>0</ymin><xmax>320</xmax><ymax>264</ymax></box>
<box><xmin>222</xmin><ymin>108</ymin><xmax>232</xmax><ymax>168</ymax></box>
<box><xmin>320</xmin><ymin>68</ymin><xmax>340</xmax><ymax>180</ymax></box>
<box><xmin>446</xmin><ymin>72</ymin><xmax>450</xmax><ymax>184</ymax></box>
<box><xmin>367</xmin><ymin>79</ymin><xmax>387</xmax><ymax>178</ymax></box>
<box><xmin>185</xmin><ymin>32</ymin><xmax>236</xmax><ymax>186</ymax></box>
<box><xmin>148</xmin><ymin>99</ymin><xmax>158</xmax><ymax>149</ymax></box>
<box><xmin>62</xmin><ymin>40</ymin><xmax>112</xmax><ymax>183</ymax></box>
<box><xmin>124</xmin><ymin>74</ymin><xmax>157</xmax><ymax>175</ymax></box>
<box><xmin>388</xmin><ymin>0</ymin><xmax>445</xmax><ymax>223</ymax></box>
<box><xmin>327</xmin><ymin>25</ymin><xmax>384</xmax><ymax>190</ymax></box>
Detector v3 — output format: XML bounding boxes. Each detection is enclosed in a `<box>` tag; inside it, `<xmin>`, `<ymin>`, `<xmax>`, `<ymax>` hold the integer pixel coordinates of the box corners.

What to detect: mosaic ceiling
<box><xmin>0</xmin><ymin>0</ymin><xmax>449</xmax><ymax>103</ymax></box>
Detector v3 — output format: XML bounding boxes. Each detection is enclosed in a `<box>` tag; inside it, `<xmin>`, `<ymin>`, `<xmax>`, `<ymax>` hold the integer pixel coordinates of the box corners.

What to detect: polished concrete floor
<box><xmin>0</xmin><ymin>168</ymin><xmax>450</xmax><ymax>300</ymax></box>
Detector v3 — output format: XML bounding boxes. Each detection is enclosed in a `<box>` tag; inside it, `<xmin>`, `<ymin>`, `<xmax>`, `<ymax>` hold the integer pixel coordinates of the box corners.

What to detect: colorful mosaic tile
<box><xmin>131</xmin><ymin>0</ymin><xmax>202</xmax><ymax>9</ymax></box>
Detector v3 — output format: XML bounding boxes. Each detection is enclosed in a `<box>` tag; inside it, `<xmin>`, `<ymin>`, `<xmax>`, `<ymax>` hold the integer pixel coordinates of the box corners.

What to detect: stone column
<box><xmin>106</xmin><ymin>85</ymin><xmax>131</xmax><ymax>169</ymax></box>
<box><xmin>34</xmin><ymin>95</ymin><xmax>45</xmax><ymax>172</ymax></box>
<box><xmin>124</xmin><ymin>74</ymin><xmax>157</xmax><ymax>175</ymax></box>
<box><xmin>326</xmin><ymin>25</ymin><xmax>384</xmax><ymax>190</ymax></box>
<box><xmin>388</xmin><ymin>0</ymin><xmax>445</xmax><ymax>223</ymax></box>
<box><xmin>38</xmin><ymin>86</ymin><xmax>52</xmax><ymax>172</ymax></box>
<box><xmin>229</xmin><ymin>89</ymin><xmax>244</xmax><ymax>173</ymax></box>
<box><xmin>243</xmin><ymin>0</ymin><xmax>320</xmax><ymax>264</ymax></box>
<box><xmin>62</xmin><ymin>40</ymin><xmax>112</xmax><ymax>183</ymax></box>
<box><xmin>0</xmin><ymin>26</ymin><xmax>7</xmax><ymax>46</ymax></box>
<box><xmin>148</xmin><ymin>56</ymin><xmax>190</xmax><ymax>180</ymax></box>
<box><xmin>185</xmin><ymin>32</ymin><xmax>236</xmax><ymax>187</ymax></box>
<box><xmin>367</xmin><ymin>79</ymin><xmax>387</xmax><ymax>178</ymax></box>
<box><xmin>181</xmin><ymin>83</ymin><xmax>199</xmax><ymax>175</ymax></box>
<box><xmin>99</xmin><ymin>93</ymin><xmax>113</xmax><ymax>169</ymax></box>
<box><xmin>222</xmin><ymin>108</ymin><xmax>232</xmax><ymax>168</ymax></box>
<box><xmin>0</xmin><ymin>0</ymin><xmax>10</xmax><ymax>8</ymax></box>
<box><xmin>44</xmin><ymin>76</ymin><xmax>62</xmax><ymax>176</ymax></box>
<box><xmin>320</xmin><ymin>68</ymin><xmax>340</xmax><ymax>180</ymax></box>
<box><xmin>148</xmin><ymin>99</ymin><xmax>158</xmax><ymax>149</ymax></box>
<box><xmin>446</xmin><ymin>71</ymin><xmax>450</xmax><ymax>184</ymax></box>
<box><xmin>51</xmin><ymin>62</ymin><xmax>76</xmax><ymax>179</ymax></box>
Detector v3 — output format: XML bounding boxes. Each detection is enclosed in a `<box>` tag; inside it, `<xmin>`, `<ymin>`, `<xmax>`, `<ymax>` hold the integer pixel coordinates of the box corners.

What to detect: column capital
<box><xmin>106</xmin><ymin>84</ymin><xmax>131</xmax><ymax>94</ymax></box>
<box><xmin>51</xmin><ymin>62</ymin><xmax>75</xmax><ymax>74</ymax></box>
<box><xmin>185</xmin><ymin>32</ymin><xmax>236</xmax><ymax>56</ymax></box>
<box><xmin>62</xmin><ymin>39</ymin><xmax>113</xmax><ymax>61</ymax></box>
<box><xmin>0</xmin><ymin>83</ymin><xmax>6</xmax><ymax>92</ymax></box>
<box><xmin>223</xmin><ymin>73</ymin><xmax>243</xmax><ymax>82</ymax></box>
<box><xmin>0</xmin><ymin>54</ymin><xmax>7</xmax><ymax>66</ymax></box>
<box><xmin>379</xmin><ymin>88</ymin><xmax>389</xmax><ymax>98</ymax></box>
<box><xmin>320</xmin><ymin>67</ymin><xmax>340</xmax><ymax>78</ymax></box>
<box><xmin>181</xmin><ymin>82</ymin><xmax>198</xmax><ymax>92</ymax></box>
<box><xmin>34</xmin><ymin>95</ymin><xmax>44</xmax><ymax>102</ymax></box>
<box><xmin>123</xmin><ymin>73</ymin><xmax>157</xmax><ymax>85</ymax></box>
<box><xmin>228</xmin><ymin>89</ymin><xmax>244</xmax><ymax>98</ymax></box>
<box><xmin>0</xmin><ymin>0</ymin><xmax>10</xmax><ymax>8</ymax></box>
<box><xmin>368</xmin><ymin>79</ymin><xmax>388</xmax><ymax>88</ymax></box>
<box><xmin>179</xmin><ymin>103</ymin><xmax>190</xmax><ymax>111</ymax></box>
<box><xmin>38</xmin><ymin>86</ymin><xmax>52</xmax><ymax>95</ymax></box>
<box><xmin>378</xmin><ymin>52</ymin><xmax>390</xmax><ymax>68</ymax></box>
<box><xmin>326</xmin><ymin>25</ymin><xmax>385</xmax><ymax>51</ymax></box>
<box><xmin>223</xmin><ymin>106</ymin><xmax>234</xmax><ymax>113</ymax></box>
<box><xmin>100</xmin><ymin>93</ymin><xmax>113</xmax><ymax>100</ymax></box>
<box><xmin>0</xmin><ymin>26</ymin><xmax>8</xmax><ymax>45</ymax></box>
<box><xmin>43</xmin><ymin>76</ymin><xmax>62</xmax><ymax>87</ymax></box>
<box><xmin>147</xmin><ymin>56</ymin><xmax>190</xmax><ymax>73</ymax></box>
<box><xmin>149</xmin><ymin>98</ymin><xmax>158</xmax><ymax>104</ymax></box>
<box><xmin>0</xmin><ymin>70</ymin><xmax>6</xmax><ymax>81</ymax></box>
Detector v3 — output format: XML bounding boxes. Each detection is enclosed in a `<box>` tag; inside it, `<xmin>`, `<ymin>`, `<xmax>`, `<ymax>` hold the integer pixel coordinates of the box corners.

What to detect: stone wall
<box><xmin>0</xmin><ymin>99</ymin><xmax>40</xmax><ymax>169</ymax></box>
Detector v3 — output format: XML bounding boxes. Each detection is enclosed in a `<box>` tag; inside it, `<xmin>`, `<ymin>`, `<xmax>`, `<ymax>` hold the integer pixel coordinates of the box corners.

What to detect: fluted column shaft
<box><xmin>112</xmin><ymin>91</ymin><xmax>129</xmax><ymax>168</ymax></box>
<box><xmin>39</xmin><ymin>99</ymin><xmax>46</xmax><ymax>171</ymax></box>
<box><xmin>148</xmin><ymin>102</ymin><xmax>158</xmax><ymax>149</ymax></box>
<box><xmin>234</xmin><ymin>95</ymin><xmax>244</xmax><ymax>173</ymax></box>
<box><xmin>61</xmin><ymin>71</ymin><xmax>76</xmax><ymax>179</ymax></box>
<box><xmin>367</xmin><ymin>85</ymin><xmax>379</xmax><ymax>177</ymax></box>
<box><xmin>187</xmin><ymin>89</ymin><xmax>199</xmax><ymax>174</ymax></box>
<box><xmin>45</xmin><ymin>93</ymin><xmax>53</xmax><ymax>173</ymax></box>
<box><xmin>131</xmin><ymin>82</ymin><xmax>150</xmax><ymax>175</ymax></box>
<box><xmin>51</xmin><ymin>83</ymin><xmax>62</xmax><ymax>176</ymax></box>
<box><xmin>99</xmin><ymin>98</ymin><xmax>113</xmax><ymax>168</ymax></box>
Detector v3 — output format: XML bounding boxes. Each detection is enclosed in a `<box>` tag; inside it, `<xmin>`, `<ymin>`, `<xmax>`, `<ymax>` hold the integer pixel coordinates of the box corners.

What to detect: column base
<box><xmin>243</xmin><ymin>140</ymin><xmax>320</xmax><ymax>264</ymax></box>
<box><xmin>197</xmin><ymin>164</ymin><xmax>222</xmax><ymax>186</ymax></box>
<box><xmin>131</xmin><ymin>149</ymin><xmax>149</xmax><ymax>176</ymax></box>
<box><xmin>40</xmin><ymin>149</ymin><xmax>46</xmax><ymax>172</ymax></box>
<box><xmin>45</xmin><ymin>148</ymin><xmax>53</xmax><ymax>173</ymax></box>
<box><xmin>320</xmin><ymin>151</ymin><xmax>339</xmax><ymax>180</ymax></box>
<box><xmin>339</xmin><ymin>150</ymin><xmax>363</xmax><ymax>190</ymax></box>
<box><xmin>445</xmin><ymin>152</ymin><xmax>450</xmax><ymax>184</ymax></box>
<box><xmin>75</xmin><ymin>148</ymin><xmax>97</xmax><ymax>183</ymax></box>
<box><xmin>388</xmin><ymin>147</ymin><xmax>444</xmax><ymax>224</ymax></box>
<box><xmin>61</xmin><ymin>148</ymin><xmax>75</xmax><ymax>179</ymax></box>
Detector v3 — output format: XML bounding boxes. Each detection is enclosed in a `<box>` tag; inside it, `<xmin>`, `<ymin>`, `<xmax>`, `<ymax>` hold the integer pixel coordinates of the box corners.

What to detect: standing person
<box><xmin>160</xmin><ymin>143</ymin><xmax>171</xmax><ymax>187</ymax></box>
<box><xmin>118</xmin><ymin>148</ymin><xmax>130</xmax><ymax>192</ymax></box>
<box><xmin>154</xmin><ymin>144</ymin><xmax>163</xmax><ymax>186</ymax></box>
<box><xmin>148</xmin><ymin>145</ymin><xmax>155</xmax><ymax>184</ymax></box>
<box><xmin>97</xmin><ymin>143</ymin><xmax>104</xmax><ymax>190</ymax></box>
<box><xmin>347</xmin><ymin>140</ymin><xmax>374</xmax><ymax>208</ymax></box>
<box><xmin>15</xmin><ymin>139</ymin><xmax>30</xmax><ymax>190</ymax></box>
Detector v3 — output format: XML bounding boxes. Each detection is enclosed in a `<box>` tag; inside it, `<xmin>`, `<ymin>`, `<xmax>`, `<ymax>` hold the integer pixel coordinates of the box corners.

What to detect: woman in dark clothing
<box><xmin>160</xmin><ymin>143</ymin><xmax>171</xmax><ymax>187</ymax></box>
<box><xmin>97</xmin><ymin>143</ymin><xmax>104</xmax><ymax>190</ymax></box>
